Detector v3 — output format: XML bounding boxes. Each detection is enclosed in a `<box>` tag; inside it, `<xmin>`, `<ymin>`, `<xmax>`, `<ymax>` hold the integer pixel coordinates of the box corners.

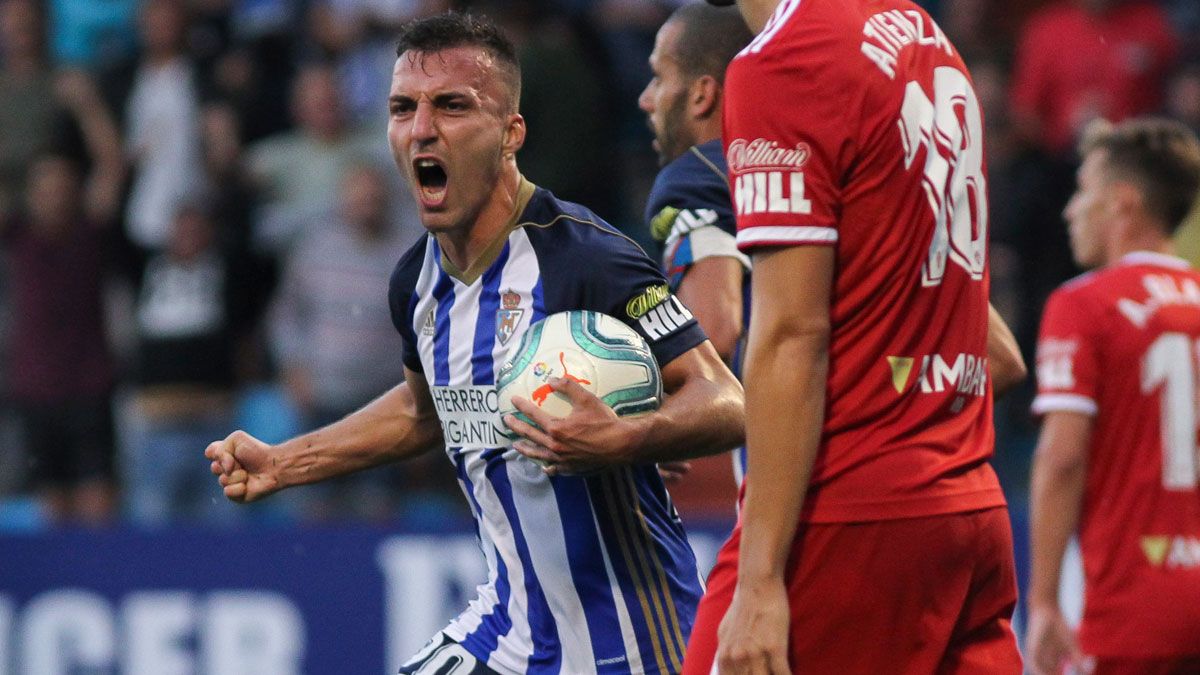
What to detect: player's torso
<box><xmin>1060</xmin><ymin>259</ymin><xmax>1200</xmax><ymax>655</ymax></box>
<box><xmin>398</xmin><ymin>203</ymin><xmax>701</xmax><ymax>674</ymax></box>
<box><xmin>724</xmin><ymin>0</ymin><xmax>999</xmax><ymax>521</ymax></box>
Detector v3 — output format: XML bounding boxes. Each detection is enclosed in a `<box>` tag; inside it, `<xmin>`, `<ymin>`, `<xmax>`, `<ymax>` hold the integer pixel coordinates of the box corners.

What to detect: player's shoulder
<box><xmin>646</xmin><ymin>142</ymin><xmax>732</xmax><ymax>239</ymax></box>
<box><xmin>660</xmin><ymin>142</ymin><xmax>727</xmax><ymax>186</ymax></box>
<box><xmin>389</xmin><ymin>233</ymin><xmax>432</xmax><ymax>298</ymax></box>
<box><xmin>519</xmin><ymin>186</ymin><xmax>647</xmax><ymax>262</ymax></box>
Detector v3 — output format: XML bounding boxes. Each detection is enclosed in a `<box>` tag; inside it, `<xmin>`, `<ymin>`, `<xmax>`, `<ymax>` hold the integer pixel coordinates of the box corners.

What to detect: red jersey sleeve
<box><xmin>723</xmin><ymin>49</ymin><xmax>852</xmax><ymax>252</ymax></box>
<box><xmin>1032</xmin><ymin>286</ymin><xmax>1101</xmax><ymax>416</ymax></box>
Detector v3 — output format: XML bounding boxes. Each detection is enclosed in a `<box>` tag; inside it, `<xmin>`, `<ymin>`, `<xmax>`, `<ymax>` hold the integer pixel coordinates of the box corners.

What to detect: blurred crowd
<box><xmin>0</xmin><ymin>0</ymin><xmax>1197</xmax><ymax>528</ymax></box>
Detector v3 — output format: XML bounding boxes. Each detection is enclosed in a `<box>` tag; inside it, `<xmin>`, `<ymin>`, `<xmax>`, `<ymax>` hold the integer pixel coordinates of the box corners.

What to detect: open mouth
<box><xmin>413</xmin><ymin>157</ymin><xmax>448</xmax><ymax>207</ymax></box>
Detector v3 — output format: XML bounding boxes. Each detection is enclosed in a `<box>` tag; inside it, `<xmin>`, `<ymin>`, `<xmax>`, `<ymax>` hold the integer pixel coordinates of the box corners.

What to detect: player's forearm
<box><xmin>987</xmin><ymin>303</ymin><xmax>1027</xmax><ymax>397</ymax></box>
<box><xmin>625</xmin><ymin>343</ymin><xmax>745</xmax><ymax>463</ymax></box>
<box><xmin>1029</xmin><ymin>443</ymin><xmax>1086</xmax><ymax>608</ymax></box>
<box><xmin>274</xmin><ymin>383</ymin><xmax>443</xmax><ymax>488</ymax></box>
<box><xmin>737</xmin><ymin>325</ymin><xmax>828</xmax><ymax>582</ymax></box>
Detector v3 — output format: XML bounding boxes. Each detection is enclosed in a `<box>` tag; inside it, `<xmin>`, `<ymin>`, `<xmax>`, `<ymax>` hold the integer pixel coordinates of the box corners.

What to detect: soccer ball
<box><xmin>496</xmin><ymin>310</ymin><xmax>662</xmax><ymax>439</ymax></box>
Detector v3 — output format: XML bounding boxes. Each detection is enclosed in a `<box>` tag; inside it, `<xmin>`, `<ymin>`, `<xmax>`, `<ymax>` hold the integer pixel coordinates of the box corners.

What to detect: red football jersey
<box><xmin>724</xmin><ymin>0</ymin><xmax>1004</xmax><ymax>522</ymax></box>
<box><xmin>1033</xmin><ymin>252</ymin><xmax>1200</xmax><ymax>658</ymax></box>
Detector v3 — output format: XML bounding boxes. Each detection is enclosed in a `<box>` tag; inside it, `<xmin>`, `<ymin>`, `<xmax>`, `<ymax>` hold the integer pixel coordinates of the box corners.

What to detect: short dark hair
<box><xmin>1080</xmin><ymin>117</ymin><xmax>1200</xmax><ymax>233</ymax></box>
<box><xmin>667</xmin><ymin>4</ymin><xmax>753</xmax><ymax>84</ymax></box>
<box><xmin>395</xmin><ymin>12</ymin><xmax>521</xmax><ymax>111</ymax></box>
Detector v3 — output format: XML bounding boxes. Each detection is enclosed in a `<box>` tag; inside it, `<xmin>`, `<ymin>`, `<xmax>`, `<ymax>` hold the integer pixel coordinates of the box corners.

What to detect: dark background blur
<box><xmin>0</xmin><ymin>0</ymin><xmax>1198</xmax><ymax>531</ymax></box>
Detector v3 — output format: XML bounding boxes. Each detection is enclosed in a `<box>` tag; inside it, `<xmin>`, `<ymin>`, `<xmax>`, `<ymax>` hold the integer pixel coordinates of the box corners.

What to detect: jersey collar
<box><xmin>439</xmin><ymin>176</ymin><xmax>537</xmax><ymax>285</ymax></box>
<box><xmin>1117</xmin><ymin>251</ymin><xmax>1191</xmax><ymax>270</ymax></box>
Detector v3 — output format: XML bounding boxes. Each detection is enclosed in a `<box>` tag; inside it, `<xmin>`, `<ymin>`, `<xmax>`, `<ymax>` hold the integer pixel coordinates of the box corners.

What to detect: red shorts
<box><xmin>1090</xmin><ymin>656</ymin><xmax>1200</xmax><ymax>675</ymax></box>
<box><xmin>683</xmin><ymin>507</ymin><xmax>1022</xmax><ymax>674</ymax></box>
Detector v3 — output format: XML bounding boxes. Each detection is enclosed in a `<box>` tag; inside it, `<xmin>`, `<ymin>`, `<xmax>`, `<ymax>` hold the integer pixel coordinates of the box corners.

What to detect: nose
<box><xmin>637</xmin><ymin>82</ymin><xmax>654</xmax><ymax>114</ymax></box>
<box><xmin>1062</xmin><ymin>193</ymin><xmax>1078</xmax><ymax>224</ymax></box>
<box><xmin>411</xmin><ymin>98</ymin><xmax>437</xmax><ymax>144</ymax></box>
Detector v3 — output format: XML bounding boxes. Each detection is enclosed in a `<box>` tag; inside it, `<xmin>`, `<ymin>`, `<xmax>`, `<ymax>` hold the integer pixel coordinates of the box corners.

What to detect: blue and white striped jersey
<box><xmin>388</xmin><ymin>179</ymin><xmax>707</xmax><ymax>675</ymax></box>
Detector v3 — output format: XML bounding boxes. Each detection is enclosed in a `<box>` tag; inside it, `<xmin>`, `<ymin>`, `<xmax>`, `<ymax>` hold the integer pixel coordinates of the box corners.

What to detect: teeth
<box><xmin>416</xmin><ymin>159</ymin><xmax>437</xmax><ymax>168</ymax></box>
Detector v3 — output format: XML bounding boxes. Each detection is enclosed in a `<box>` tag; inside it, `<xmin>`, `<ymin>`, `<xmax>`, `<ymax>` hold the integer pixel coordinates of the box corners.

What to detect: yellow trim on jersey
<box><xmin>599</xmin><ymin>473</ymin><xmax>671</xmax><ymax>675</ymax></box>
<box><xmin>613</xmin><ymin>470</ymin><xmax>687</xmax><ymax>670</ymax></box>
<box><xmin>438</xmin><ymin>177</ymin><xmax>537</xmax><ymax>285</ymax></box>
<box><xmin>688</xmin><ymin>144</ymin><xmax>728</xmax><ymax>182</ymax></box>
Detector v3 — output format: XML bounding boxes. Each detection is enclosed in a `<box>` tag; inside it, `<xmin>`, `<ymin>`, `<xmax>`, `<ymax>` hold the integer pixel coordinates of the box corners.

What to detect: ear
<box><xmin>503</xmin><ymin>113</ymin><xmax>527</xmax><ymax>157</ymax></box>
<box><xmin>1108</xmin><ymin>179</ymin><xmax>1144</xmax><ymax>219</ymax></box>
<box><xmin>689</xmin><ymin>75</ymin><xmax>722</xmax><ymax>120</ymax></box>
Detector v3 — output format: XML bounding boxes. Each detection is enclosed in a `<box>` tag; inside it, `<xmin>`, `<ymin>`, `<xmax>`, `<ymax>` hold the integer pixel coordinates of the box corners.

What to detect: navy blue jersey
<box><xmin>644</xmin><ymin>141</ymin><xmax>748</xmax><ymax>291</ymax></box>
<box><xmin>388</xmin><ymin>179</ymin><xmax>706</xmax><ymax>674</ymax></box>
<box><xmin>645</xmin><ymin>141</ymin><xmax>751</xmax><ymax>483</ymax></box>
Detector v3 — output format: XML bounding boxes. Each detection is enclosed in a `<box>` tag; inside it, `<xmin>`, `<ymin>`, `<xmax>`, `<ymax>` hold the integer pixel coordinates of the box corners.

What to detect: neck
<box><xmin>436</xmin><ymin>161</ymin><xmax>522</xmax><ymax>271</ymax></box>
<box><xmin>739</xmin><ymin>0</ymin><xmax>782</xmax><ymax>33</ymax></box>
<box><xmin>1108</xmin><ymin>220</ymin><xmax>1174</xmax><ymax>263</ymax></box>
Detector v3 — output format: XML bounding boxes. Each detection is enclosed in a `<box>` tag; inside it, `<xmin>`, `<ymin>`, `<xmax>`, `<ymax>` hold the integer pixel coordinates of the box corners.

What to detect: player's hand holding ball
<box><xmin>205</xmin><ymin>430</ymin><xmax>280</xmax><ymax>503</ymax></box>
<box><xmin>498</xmin><ymin>310</ymin><xmax>662</xmax><ymax>475</ymax></box>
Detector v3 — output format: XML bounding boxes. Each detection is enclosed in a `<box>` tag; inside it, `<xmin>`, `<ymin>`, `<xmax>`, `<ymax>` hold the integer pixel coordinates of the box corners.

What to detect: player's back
<box><xmin>1034</xmin><ymin>253</ymin><xmax>1200</xmax><ymax>657</ymax></box>
<box><xmin>724</xmin><ymin>0</ymin><xmax>1001</xmax><ymax>523</ymax></box>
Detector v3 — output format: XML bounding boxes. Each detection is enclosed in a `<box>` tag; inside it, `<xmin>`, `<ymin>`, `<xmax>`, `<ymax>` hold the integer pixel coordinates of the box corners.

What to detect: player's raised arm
<box><xmin>206</xmin><ymin>366</ymin><xmax>443</xmax><ymax>503</ymax></box>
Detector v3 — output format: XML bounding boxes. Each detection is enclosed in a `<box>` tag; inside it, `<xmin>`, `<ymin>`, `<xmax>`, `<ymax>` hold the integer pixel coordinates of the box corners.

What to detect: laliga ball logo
<box><xmin>496</xmin><ymin>310</ymin><xmax>663</xmax><ymax>442</ymax></box>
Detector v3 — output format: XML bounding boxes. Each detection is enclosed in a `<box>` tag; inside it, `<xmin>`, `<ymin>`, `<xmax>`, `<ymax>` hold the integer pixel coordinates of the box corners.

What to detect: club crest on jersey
<box><xmin>496</xmin><ymin>289</ymin><xmax>524</xmax><ymax>345</ymax></box>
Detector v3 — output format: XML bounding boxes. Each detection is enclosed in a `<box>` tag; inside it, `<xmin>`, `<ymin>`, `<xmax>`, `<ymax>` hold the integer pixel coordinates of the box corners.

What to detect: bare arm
<box><xmin>1027</xmin><ymin>411</ymin><xmax>1092</xmax><ymax>675</ymax></box>
<box><xmin>988</xmin><ymin>302</ymin><xmax>1027</xmax><ymax>398</ymax></box>
<box><xmin>717</xmin><ymin>244</ymin><xmax>832</xmax><ymax>675</ymax></box>
<box><xmin>54</xmin><ymin>70</ymin><xmax>126</xmax><ymax>224</ymax></box>
<box><xmin>507</xmin><ymin>339</ymin><xmax>745</xmax><ymax>473</ymax></box>
<box><xmin>676</xmin><ymin>256</ymin><xmax>745</xmax><ymax>365</ymax></box>
<box><xmin>206</xmin><ymin>367</ymin><xmax>443</xmax><ymax>502</ymax></box>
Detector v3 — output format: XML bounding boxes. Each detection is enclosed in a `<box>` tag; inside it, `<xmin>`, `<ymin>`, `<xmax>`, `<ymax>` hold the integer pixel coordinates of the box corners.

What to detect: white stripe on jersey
<box><xmin>742</xmin><ymin>0</ymin><xmax>802</xmax><ymax>56</ymax></box>
<box><xmin>736</xmin><ymin>225</ymin><xmax>837</xmax><ymax>247</ymax></box>
<box><xmin>1031</xmin><ymin>393</ymin><xmax>1099</xmax><ymax>417</ymax></box>
<box><xmin>592</xmin><ymin>499</ymin><xmax>646</xmax><ymax>675</ymax></box>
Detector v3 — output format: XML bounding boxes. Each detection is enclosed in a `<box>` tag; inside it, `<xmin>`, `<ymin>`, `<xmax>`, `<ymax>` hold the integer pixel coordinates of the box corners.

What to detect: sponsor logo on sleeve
<box><xmin>637</xmin><ymin>296</ymin><xmax>695</xmax><ymax>341</ymax></box>
<box><xmin>1035</xmin><ymin>338</ymin><xmax>1078</xmax><ymax>390</ymax></box>
<box><xmin>495</xmin><ymin>289</ymin><xmax>524</xmax><ymax>346</ymax></box>
<box><xmin>626</xmin><ymin>284</ymin><xmax>671</xmax><ymax>320</ymax></box>
<box><xmin>726</xmin><ymin>138</ymin><xmax>813</xmax><ymax>216</ymax></box>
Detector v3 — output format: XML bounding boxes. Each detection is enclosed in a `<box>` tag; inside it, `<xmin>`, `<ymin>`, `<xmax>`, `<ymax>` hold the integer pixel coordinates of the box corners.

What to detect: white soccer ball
<box><xmin>496</xmin><ymin>310</ymin><xmax>662</xmax><ymax>439</ymax></box>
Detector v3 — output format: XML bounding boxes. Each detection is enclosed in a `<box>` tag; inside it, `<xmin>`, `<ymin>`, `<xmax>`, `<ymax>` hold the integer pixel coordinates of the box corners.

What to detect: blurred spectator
<box><xmin>268</xmin><ymin>164</ymin><xmax>429</xmax><ymax>520</ymax></box>
<box><xmin>2</xmin><ymin>154</ymin><xmax>121</xmax><ymax>525</ymax></box>
<box><xmin>1010</xmin><ymin>0</ymin><xmax>1178</xmax><ymax>158</ymax></box>
<box><xmin>307</xmin><ymin>0</ymin><xmax>450</xmax><ymax>125</ymax></box>
<box><xmin>0</xmin><ymin>0</ymin><xmax>123</xmax><ymax>221</ymax></box>
<box><xmin>246</xmin><ymin>62</ymin><xmax>389</xmax><ymax>256</ymax></box>
<box><xmin>124</xmin><ymin>0</ymin><xmax>207</xmax><ymax>252</ymax></box>
<box><xmin>121</xmin><ymin>203</ymin><xmax>254</xmax><ymax>526</ymax></box>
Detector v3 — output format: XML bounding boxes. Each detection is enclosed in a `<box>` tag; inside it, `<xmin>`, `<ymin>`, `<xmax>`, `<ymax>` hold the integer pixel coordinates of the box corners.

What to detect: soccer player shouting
<box><xmin>207</xmin><ymin>13</ymin><xmax>744</xmax><ymax>675</ymax></box>
<box><xmin>1028</xmin><ymin>118</ymin><xmax>1200</xmax><ymax>675</ymax></box>
<box><xmin>684</xmin><ymin>0</ymin><xmax>1025</xmax><ymax>673</ymax></box>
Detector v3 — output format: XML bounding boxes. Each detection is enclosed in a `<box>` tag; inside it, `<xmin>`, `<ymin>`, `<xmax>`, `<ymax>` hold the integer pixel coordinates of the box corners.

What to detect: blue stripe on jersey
<box><xmin>431</xmin><ymin>250</ymin><xmax>456</xmax><ymax>387</ymax></box>
<box><xmin>587</xmin><ymin>471</ymin><xmax>677</xmax><ymax>675</ymax></box>
<box><xmin>486</xmin><ymin>461</ymin><xmax>562</xmax><ymax>674</ymax></box>
<box><xmin>454</xmin><ymin>451</ymin><xmax>515</xmax><ymax>660</ymax></box>
<box><xmin>547</xmin><ymin>475</ymin><xmax>631</xmax><ymax>673</ymax></box>
<box><xmin>472</xmin><ymin>243</ymin><xmax>510</xmax><ymax>385</ymax></box>
<box><xmin>629</xmin><ymin>467</ymin><xmax>698</xmax><ymax>660</ymax></box>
